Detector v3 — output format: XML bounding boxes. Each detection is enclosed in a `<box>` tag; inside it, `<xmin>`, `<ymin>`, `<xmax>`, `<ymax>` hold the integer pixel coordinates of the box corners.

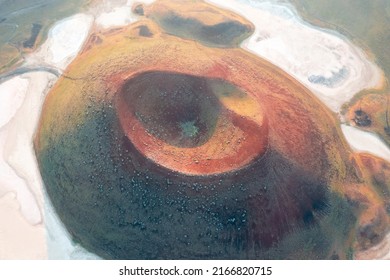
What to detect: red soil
<box><xmin>115</xmin><ymin>71</ymin><xmax>268</xmax><ymax>175</ymax></box>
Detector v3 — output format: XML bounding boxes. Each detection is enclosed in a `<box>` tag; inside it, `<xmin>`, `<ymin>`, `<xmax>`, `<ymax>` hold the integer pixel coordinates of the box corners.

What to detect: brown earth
<box><xmin>143</xmin><ymin>0</ymin><xmax>254</xmax><ymax>47</ymax></box>
<box><xmin>116</xmin><ymin>71</ymin><xmax>268</xmax><ymax>175</ymax></box>
<box><xmin>34</xmin><ymin>0</ymin><xmax>390</xmax><ymax>259</ymax></box>
<box><xmin>346</xmin><ymin>93</ymin><xmax>390</xmax><ymax>146</ymax></box>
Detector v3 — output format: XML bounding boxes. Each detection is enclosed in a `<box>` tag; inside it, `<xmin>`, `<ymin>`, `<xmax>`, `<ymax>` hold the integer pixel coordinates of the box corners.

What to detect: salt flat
<box><xmin>96</xmin><ymin>6</ymin><xmax>138</xmax><ymax>28</ymax></box>
<box><xmin>27</xmin><ymin>14</ymin><xmax>94</xmax><ymax>70</ymax></box>
<box><xmin>0</xmin><ymin>73</ymin><xmax>53</xmax><ymax>259</ymax></box>
<box><xmin>0</xmin><ymin>13</ymin><xmax>94</xmax><ymax>259</ymax></box>
<box><xmin>207</xmin><ymin>0</ymin><xmax>383</xmax><ymax>112</ymax></box>
<box><xmin>0</xmin><ymin>193</ymin><xmax>46</xmax><ymax>259</ymax></box>
<box><xmin>341</xmin><ymin>125</ymin><xmax>390</xmax><ymax>163</ymax></box>
<box><xmin>95</xmin><ymin>0</ymin><xmax>156</xmax><ymax>29</ymax></box>
<box><xmin>0</xmin><ymin>0</ymin><xmax>157</xmax><ymax>259</ymax></box>
<box><xmin>0</xmin><ymin>77</ymin><xmax>29</xmax><ymax>129</ymax></box>
<box><xmin>207</xmin><ymin>0</ymin><xmax>390</xmax><ymax>260</ymax></box>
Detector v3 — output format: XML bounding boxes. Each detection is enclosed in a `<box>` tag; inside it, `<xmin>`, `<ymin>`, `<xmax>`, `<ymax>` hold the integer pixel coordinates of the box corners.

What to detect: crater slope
<box><xmin>34</xmin><ymin>0</ymin><xmax>389</xmax><ymax>259</ymax></box>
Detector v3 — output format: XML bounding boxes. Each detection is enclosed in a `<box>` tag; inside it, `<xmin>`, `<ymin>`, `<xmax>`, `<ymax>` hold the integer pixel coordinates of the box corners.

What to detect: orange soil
<box><xmin>346</xmin><ymin>93</ymin><xmax>390</xmax><ymax>145</ymax></box>
<box><xmin>116</xmin><ymin>71</ymin><xmax>268</xmax><ymax>175</ymax></box>
<box><xmin>145</xmin><ymin>0</ymin><xmax>254</xmax><ymax>28</ymax></box>
<box><xmin>348</xmin><ymin>153</ymin><xmax>390</xmax><ymax>250</ymax></box>
<box><xmin>80</xmin><ymin>20</ymin><xmax>348</xmax><ymax>180</ymax></box>
<box><xmin>34</xmin><ymin>0</ymin><xmax>390</xmax><ymax>257</ymax></box>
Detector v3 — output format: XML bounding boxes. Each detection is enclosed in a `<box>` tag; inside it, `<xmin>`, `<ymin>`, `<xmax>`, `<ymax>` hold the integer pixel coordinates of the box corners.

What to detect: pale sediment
<box><xmin>0</xmin><ymin>72</ymin><xmax>57</xmax><ymax>259</ymax></box>
<box><xmin>0</xmin><ymin>72</ymin><xmax>56</xmax><ymax>226</ymax></box>
<box><xmin>0</xmin><ymin>0</ymin><xmax>158</xmax><ymax>259</ymax></box>
<box><xmin>26</xmin><ymin>14</ymin><xmax>94</xmax><ymax>70</ymax></box>
<box><xmin>355</xmin><ymin>232</ymin><xmax>390</xmax><ymax>260</ymax></box>
<box><xmin>0</xmin><ymin>77</ymin><xmax>29</xmax><ymax>128</ymax></box>
<box><xmin>206</xmin><ymin>0</ymin><xmax>390</xmax><ymax>259</ymax></box>
<box><xmin>0</xmin><ymin>193</ymin><xmax>46</xmax><ymax>259</ymax></box>
<box><xmin>207</xmin><ymin>0</ymin><xmax>384</xmax><ymax>113</ymax></box>
<box><xmin>341</xmin><ymin>125</ymin><xmax>390</xmax><ymax>163</ymax></box>
<box><xmin>0</xmin><ymin>12</ymin><xmax>94</xmax><ymax>259</ymax></box>
<box><xmin>96</xmin><ymin>6</ymin><xmax>138</xmax><ymax>29</ymax></box>
<box><xmin>0</xmin><ymin>0</ymin><xmax>388</xmax><ymax>259</ymax></box>
<box><xmin>94</xmin><ymin>0</ymin><xmax>156</xmax><ymax>29</ymax></box>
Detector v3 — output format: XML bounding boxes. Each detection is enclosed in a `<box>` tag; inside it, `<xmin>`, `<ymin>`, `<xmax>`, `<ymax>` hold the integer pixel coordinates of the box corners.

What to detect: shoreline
<box><xmin>341</xmin><ymin>125</ymin><xmax>390</xmax><ymax>163</ymax></box>
<box><xmin>0</xmin><ymin>13</ymin><xmax>94</xmax><ymax>259</ymax></box>
<box><xmin>207</xmin><ymin>0</ymin><xmax>384</xmax><ymax>113</ymax></box>
<box><xmin>26</xmin><ymin>14</ymin><xmax>94</xmax><ymax>70</ymax></box>
<box><xmin>355</xmin><ymin>232</ymin><xmax>390</xmax><ymax>260</ymax></box>
<box><xmin>206</xmin><ymin>0</ymin><xmax>390</xmax><ymax>260</ymax></box>
<box><xmin>0</xmin><ymin>0</ymin><xmax>157</xmax><ymax>260</ymax></box>
<box><xmin>0</xmin><ymin>72</ymin><xmax>56</xmax><ymax>259</ymax></box>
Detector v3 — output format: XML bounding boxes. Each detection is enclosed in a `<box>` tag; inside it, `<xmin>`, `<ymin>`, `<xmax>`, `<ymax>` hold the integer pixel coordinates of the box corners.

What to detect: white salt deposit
<box><xmin>341</xmin><ymin>125</ymin><xmax>390</xmax><ymax>163</ymax></box>
<box><xmin>207</xmin><ymin>0</ymin><xmax>383</xmax><ymax>112</ymax></box>
<box><xmin>0</xmin><ymin>0</ymin><xmax>387</xmax><ymax>260</ymax></box>
<box><xmin>29</xmin><ymin>14</ymin><xmax>93</xmax><ymax>70</ymax></box>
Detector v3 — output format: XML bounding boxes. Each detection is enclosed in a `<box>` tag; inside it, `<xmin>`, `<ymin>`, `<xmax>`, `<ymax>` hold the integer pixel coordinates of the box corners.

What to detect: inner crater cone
<box><xmin>116</xmin><ymin>71</ymin><xmax>268</xmax><ymax>175</ymax></box>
